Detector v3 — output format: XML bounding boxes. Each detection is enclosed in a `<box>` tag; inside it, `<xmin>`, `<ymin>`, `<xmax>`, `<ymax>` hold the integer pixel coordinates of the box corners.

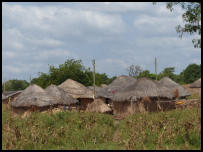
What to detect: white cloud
<box><xmin>3</xmin><ymin>51</ymin><xmax>17</xmax><ymax>58</ymax></box>
<box><xmin>2</xmin><ymin>2</ymin><xmax>201</xmax><ymax>81</ymax></box>
<box><xmin>4</xmin><ymin>65</ymin><xmax>22</xmax><ymax>74</ymax></box>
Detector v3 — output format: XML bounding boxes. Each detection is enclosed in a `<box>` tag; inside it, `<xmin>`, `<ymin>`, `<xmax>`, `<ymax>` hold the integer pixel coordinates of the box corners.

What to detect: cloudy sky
<box><xmin>2</xmin><ymin>2</ymin><xmax>201</xmax><ymax>82</ymax></box>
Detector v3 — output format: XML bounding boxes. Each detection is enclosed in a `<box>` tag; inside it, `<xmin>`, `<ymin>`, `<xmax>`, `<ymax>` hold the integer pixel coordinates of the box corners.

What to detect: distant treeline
<box><xmin>2</xmin><ymin>59</ymin><xmax>201</xmax><ymax>91</ymax></box>
<box><xmin>136</xmin><ymin>63</ymin><xmax>201</xmax><ymax>84</ymax></box>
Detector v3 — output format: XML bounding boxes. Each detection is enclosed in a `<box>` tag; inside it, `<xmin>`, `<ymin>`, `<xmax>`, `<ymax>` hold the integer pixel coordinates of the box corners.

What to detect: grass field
<box><xmin>2</xmin><ymin>102</ymin><xmax>201</xmax><ymax>150</ymax></box>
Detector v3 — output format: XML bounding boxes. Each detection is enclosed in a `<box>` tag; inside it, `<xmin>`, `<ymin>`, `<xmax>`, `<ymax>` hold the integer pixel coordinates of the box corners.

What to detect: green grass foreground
<box><xmin>2</xmin><ymin>104</ymin><xmax>201</xmax><ymax>150</ymax></box>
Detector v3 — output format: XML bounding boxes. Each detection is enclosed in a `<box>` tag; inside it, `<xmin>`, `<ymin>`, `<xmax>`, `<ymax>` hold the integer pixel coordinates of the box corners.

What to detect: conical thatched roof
<box><xmin>45</xmin><ymin>84</ymin><xmax>78</xmax><ymax>105</ymax></box>
<box><xmin>190</xmin><ymin>78</ymin><xmax>201</xmax><ymax>88</ymax></box>
<box><xmin>108</xmin><ymin>75</ymin><xmax>136</xmax><ymax>91</ymax></box>
<box><xmin>58</xmin><ymin>79</ymin><xmax>93</xmax><ymax>99</ymax></box>
<box><xmin>159</xmin><ymin>77</ymin><xmax>190</xmax><ymax>98</ymax></box>
<box><xmin>10</xmin><ymin>84</ymin><xmax>57</xmax><ymax>108</ymax></box>
<box><xmin>99</xmin><ymin>75</ymin><xmax>137</xmax><ymax>99</ymax></box>
<box><xmin>2</xmin><ymin>94</ymin><xmax>7</xmax><ymax>100</ymax></box>
<box><xmin>86</xmin><ymin>98</ymin><xmax>112</xmax><ymax>113</ymax></box>
<box><xmin>112</xmin><ymin>77</ymin><xmax>175</xmax><ymax>102</ymax></box>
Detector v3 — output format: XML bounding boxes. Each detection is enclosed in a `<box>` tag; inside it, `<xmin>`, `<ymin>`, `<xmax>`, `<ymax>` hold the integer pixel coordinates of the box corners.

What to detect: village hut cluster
<box><xmin>2</xmin><ymin>76</ymin><xmax>200</xmax><ymax>117</ymax></box>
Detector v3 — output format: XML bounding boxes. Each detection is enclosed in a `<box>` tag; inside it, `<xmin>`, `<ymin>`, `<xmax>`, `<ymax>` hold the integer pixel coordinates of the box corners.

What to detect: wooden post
<box><xmin>155</xmin><ymin>57</ymin><xmax>157</xmax><ymax>80</ymax></box>
<box><xmin>92</xmin><ymin>59</ymin><xmax>96</xmax><ymax>100</ymax></box>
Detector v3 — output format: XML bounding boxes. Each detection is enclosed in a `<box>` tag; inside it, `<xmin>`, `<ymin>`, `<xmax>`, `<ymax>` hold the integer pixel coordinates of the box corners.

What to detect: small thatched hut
<box><xmin>10</xmin><ymin>84</ymin><xmax>58</xmax><ymax>115</ymax></box>
<box><xmin>58</xmin><ymin>79</ymin><xmax>94</xmax><ymax>110</ymax></box>
<box><xmin>111</xmin><ymin>78</ymin><xmax>176</xmax><ymax>116</ymax></box>
<box><xmin>45</xmin><ymin>84</ymin><xmax>78</xmax><ymax>110</ymax></box>
<box><xmin>2</xmin><ymin>90</ymin><xmax>23</xmax><ymax>104</ymax></box>
<box><xmin>86</xmin><ymin>98</ymin><xmax>112</xmax><ymax>114</ymax></box>
<box><xmin>190</xmin><ymin>78</ymin><xmax>201</xmax><ymax>88</ymax></box>
<box><xmin>159</xmin><ymin>77</ymin><xmax>190</xmax><ymax>98</ymax></box>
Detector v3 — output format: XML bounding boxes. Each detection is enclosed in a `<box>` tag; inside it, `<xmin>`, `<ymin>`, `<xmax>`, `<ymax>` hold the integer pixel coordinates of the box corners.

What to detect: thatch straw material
<box><xmin>97</xmin><ymin>75</ymin><xmax>137</xmax><ymax>99</ymax></box>
<box><xmin>106</xmin><ymin>75</ymin><xmax>136</xmax><ymax>92</ymax></box>
<box><xmin>88</xmin><ymin>86</ymin><xmax>110</xmax><ymax>98</ymax></box>
<box><xmin>159</xmin><ymin>77</ymin><xmax>190</xmax><ymax>98</ymax></box>
<box><xmin>45</xmin><ymin>84</ymin><xmax>78</xmax><ymax>105</ymax></box>
<box><xmin>190</xmin><ymin>78</ymin><xmax>201</xmax><ymax>88</ymax></box>
<box><xmin>112</xmin><ymin>77</ymin><xmax>175</xmax><ymax>102</ymax></box>
<box><xmin>10</xmin><ymin>84</ymin><xmax>57</xmax><ymax>108</ymax></box>
<box><xmin>58</xmin><ymin>79</ymin><xmax>93</xmax><ymax>99</ymax></box>
<box><xmin>86</xmin><ymin>98</ymin><xmax>112</xmax><ymax>114</ymax></box>
<box><xmin>101</xmin><ymin>84</ymin><xmax>108</xmax><ymax>88</ymax></box>
<box><xmin>3</xmin><ymin>90</ymin><xmax>23</xmax><ymax>98</ymax></box>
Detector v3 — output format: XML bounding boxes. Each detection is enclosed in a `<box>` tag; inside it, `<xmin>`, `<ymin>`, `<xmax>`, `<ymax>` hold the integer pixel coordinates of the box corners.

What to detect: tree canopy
<box><xmin>2</xmin><ymin>79</ymin><xmax>29</xmax><ymax>92</ymax></box>
<box><xmin>134</xmin><ymin>63</ymin><xmax>201</xmax><ymax>84</ymax></box>
<box><xmin>181</xmin><ymin>63</ymin><xmax>201</xmax><ymax>83</ymax></box>
<box><xmin>30</xmin><ymin>59</ymin><xmax>116</xmax><ymax>89</ymax></box>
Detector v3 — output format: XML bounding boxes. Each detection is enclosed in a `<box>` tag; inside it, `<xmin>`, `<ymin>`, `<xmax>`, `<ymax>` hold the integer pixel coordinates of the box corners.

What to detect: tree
<box><xmin>2</xmin><ymin>79</ymin><xmax>29</xmax><ymax>92</ymax></box>
<box><xmin>30</xmin><ymin>58</ymin><xmax>116</xmax><ymax>88</ymax></box>
<box><xmin>181</xmin><ymin>63</ymin><xmax>201</xmax><ymax>83</ymax></box>
<box><xmin>153</xmin><ymin>2</ymin><xmax>201</xmax><ymax>48</ymax></box>
<box><xmin>138</xmin><ymin>70</ymin><xmax>157</xmax><ymax>80</ymax></box>
<box><xmin>127</xmin><ymin>65</ymin><xmax>142</xmax><ymax>78</ymax></box>
<box><xmin>159</xmin><ymin>67</ymin><xmax>176</xmax><ymax>79</ymax></box>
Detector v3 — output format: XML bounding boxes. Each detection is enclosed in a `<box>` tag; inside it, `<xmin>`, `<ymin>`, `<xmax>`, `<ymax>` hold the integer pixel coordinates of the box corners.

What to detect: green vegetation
<box><xmin>181</xmin><ymin>64</ymin><xmax>201</xmax><ymax>84</ymax></box>
<box><xmin>2</xmin><ymin>104</ymin><xmax>201</xmax><ymax>150</ymax></box>
<box><xmin>2</xmin><ymin>79</ymin><xmax>29</xmax><ymax>92</ymax></box>
<box><xmin>30</xmin><ymin>59</ymin><xmax>116</xmax><ymax>89</ymax></box>
<box><xmin>135</xmin><ymin>64</ymin><xmax>201</xmax><ymax>84</ymax></box>
<box><xmin>2</xmin><ymin>58</ymin><xmax>201</xmax><ymax>91</ymax></box>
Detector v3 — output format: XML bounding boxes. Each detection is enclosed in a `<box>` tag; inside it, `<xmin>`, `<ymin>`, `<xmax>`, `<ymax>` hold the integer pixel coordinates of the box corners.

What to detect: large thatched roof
<box><xmin>45</xmin><ymin>84</ymin><xmax>78</xmax><ymax>105</ymax></box>
<box><xmin>112</xmin><ymin>77</ymin><xmax>175</xmax><ymax>102</ymax></box>
<box><xmin>107</xmin><ymin>75</ymin><xmax>136</xmax><ymax>91</ymax></box>
<box><xmin>10</xmin><ymin>84</ymin><xmax>57</xmax><ymax>108</ymax></box>
<box><xmin>58</xmin><ymin>79</ymin><xmax>93</xmax><ymax>99</ymax></box>
<box><xmin>86</xmin><ymin>99</ymin><xmax>112</xmax><ymax>113</ymax></box>
<box><xmin>189</xmin><ymin>78</ymin><xmax>201</xmax><ymax>88</ymax></box>
<box><xmin>97</xmin><ymin>75</ymin><xmax>137</xmax><ymax>99</ymax></box>
<box><xmin>159</xmin><ymin>77</ymin><xmax>190</xmax><ymax>97</ymax></box>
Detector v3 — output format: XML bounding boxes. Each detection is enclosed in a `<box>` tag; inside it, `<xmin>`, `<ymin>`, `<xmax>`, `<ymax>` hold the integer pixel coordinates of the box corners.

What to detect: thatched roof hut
<box><xmin>58</xmin><ymin>79</ymin><xmax>93</xmax><ymax>99</ymax></box>
<box><xmin>45</xmin><ymin>84</ymin><xmax>78</xmax><ymax>105</ymax></box>
<box><xmin>86</xmin><ymin>98</ymin><xmax>112</xmax><ymax>114</ymax></box>
<box><xmin>159</xmin><ymin>77</ymin><xmax>190</xmax><ymax>98</ymax></box>
<box><xmin>190</xmin><ymin>78</ymin><xmax>201</xmax><ymax>88</ymax></box>
<box><xmin>10</xmin><ymin>84</ymin><xmax>57</xmax><ymax>108</ymax></box>
<box><xmin>112</xmin><ymin>77</ymin><xmax>175</xmax><ymax>102</ymax></box>
<box><xmin>111</xmin><ymin>78</ymin><xmax>177</xmax><ymax>116</ymax></box>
